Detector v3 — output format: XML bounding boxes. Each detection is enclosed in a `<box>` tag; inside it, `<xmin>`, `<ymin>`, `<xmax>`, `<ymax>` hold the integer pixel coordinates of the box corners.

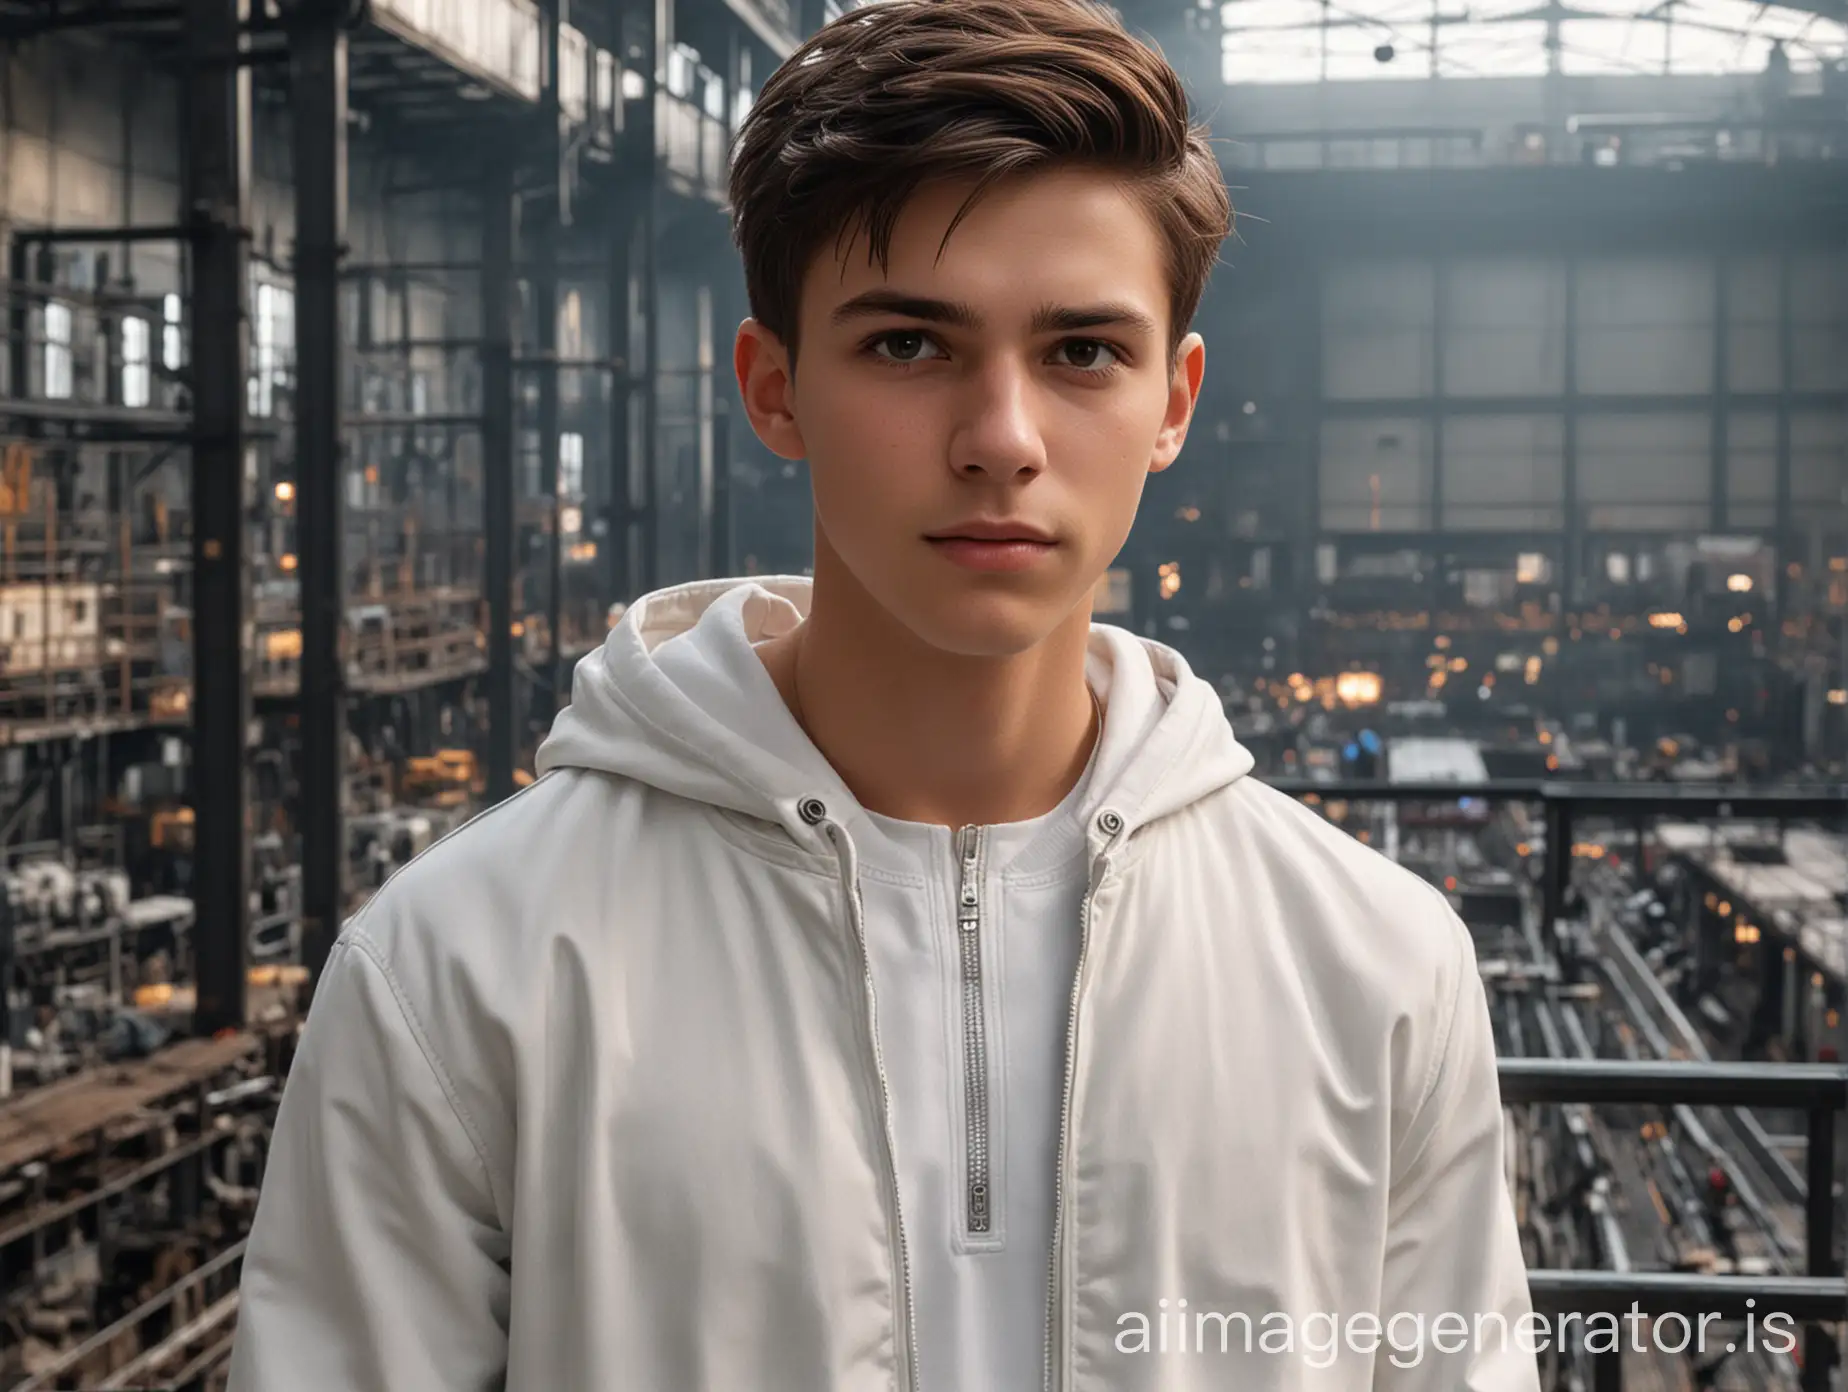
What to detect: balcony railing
<box><xmin>657</xmin><ymin>93</ymin><xmax>731</xmax><ymax>202</ymax></box>
<box><xmin>370</xmin><ymin>0</ymin><xmax>543</xmax><ymax>102</ymax></box>
<box><xmin>1223</xmin><ymin>116</ymin><xmax>1847</xmax><ymax>172</ymax></box>
<box><xmin>1268</xmin><ymin>779</ymin><xmax>1848</xmax><ymax>963</ymax></box>
<box><xmin>1504</xmin><ymin>1058</ymin><xmax>1845</xmax><ymax>1392</ymax></box>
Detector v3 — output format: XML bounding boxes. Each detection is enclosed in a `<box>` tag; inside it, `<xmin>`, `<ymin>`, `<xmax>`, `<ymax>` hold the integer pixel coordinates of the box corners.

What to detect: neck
<box><xmin>760</xmin><ymin>544</ymin><xmax>1099</xmax><ymax>828</ymax></box>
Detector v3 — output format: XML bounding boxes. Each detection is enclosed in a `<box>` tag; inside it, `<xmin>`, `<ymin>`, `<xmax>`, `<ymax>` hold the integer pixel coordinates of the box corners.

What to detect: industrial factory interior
<box><xmin>0</xmin><ymin>0</ymin><xmax>1843</xmax><ymax>1385</ymax></box>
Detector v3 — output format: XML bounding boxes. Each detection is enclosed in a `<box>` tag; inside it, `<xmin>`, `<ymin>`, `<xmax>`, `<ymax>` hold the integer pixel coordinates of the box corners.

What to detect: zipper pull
<box><xmin>958</xmin><ymin>827</ymin><xmax>979</xmax><ymax>926</ymax></box>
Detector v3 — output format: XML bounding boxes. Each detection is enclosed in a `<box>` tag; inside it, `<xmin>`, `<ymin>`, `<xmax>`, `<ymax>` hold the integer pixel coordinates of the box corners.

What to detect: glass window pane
<box><xmin>1223</xmin><ymin>0</ymin><xmax>1326</xmax><ymax>28</ymax></box>
<box><xmin>1439</xmin><ymin>19</ymin><xmax>1549</xmax><ymax>74</ymax></box>
<box><xmin>1666</xmin><ymin>21</ymin><xmax>1770</xmax><ymax>73</ymax></box>
<box><xmin>1559</xmin><ymin>18</ymin><xmax>1669</xmax><ymax>72</ymax></box>
<box><xmin>1333</xmin><ymin>0</ymin><xmax>1434</xmax><ymax>24</ymax></box>
<box><xmin>1223</xmin><ymin>27</ymin><xmax>1326</xmax><ymax>81</ymax></box>
<box><xmin>1324</xmin><ymin>22</ymin><xmax>1433</xmax><ymax>77</ymax></box>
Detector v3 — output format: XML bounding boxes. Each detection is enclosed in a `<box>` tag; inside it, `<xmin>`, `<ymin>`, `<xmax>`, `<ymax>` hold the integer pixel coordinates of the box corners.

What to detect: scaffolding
<box><xmin>0</xmin><ymin>440</ymin><xmax>187</xmax><ymax>745</ymax></box>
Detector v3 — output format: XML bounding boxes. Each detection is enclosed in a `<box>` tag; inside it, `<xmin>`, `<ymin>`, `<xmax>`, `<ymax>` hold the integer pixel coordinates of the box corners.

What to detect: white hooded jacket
<box><xmin>226</xmin><ymin>576</ymin><xmax>1540</xmax><ymax>1392</ymax></box>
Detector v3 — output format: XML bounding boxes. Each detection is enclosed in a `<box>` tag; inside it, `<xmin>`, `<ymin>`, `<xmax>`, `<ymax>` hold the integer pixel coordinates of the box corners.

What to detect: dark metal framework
<box><xmin>1506</xmin><ymin>1057</ymin><xmax>1845</xmax><ymax>1392</ymax></box>
<box><xmin>481</xmin><ymin>160</ymin><xmax>519</xmax><ymax>806</ymax></box>
<box><xmin>1269</xmin><ymin>780</ymin><xmax>1848</xmax><ymax>943</ymax></box>
<box><xmin>1211</xmin><ymin>163</ymin><xmax>1847</xmax><ymax>618</ymax></box>
<box><xmin>289</xmin><ymin>0</ymin><xmax>352</xmax><ymax>993</ymax></box>
<box><xmin>185</xmin><ymin>0</ymin><xmax>254</xmax><ymax>1036</ymax></box>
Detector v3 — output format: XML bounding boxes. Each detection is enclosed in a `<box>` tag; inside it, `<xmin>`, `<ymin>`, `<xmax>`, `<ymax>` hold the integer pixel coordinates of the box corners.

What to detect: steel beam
<box><xmin>481</xmin><ymin>159</ymin><xmax>518</xmax><ymax>805</ymax></box>
<box><xmin>13</xmin><ymin>224</ymin><xmax>191</xmax><ymax>246</ymax></box>
<box><xmin>1317</xmin><ymin>389</ymin><xmax>1848</xmax><ymax>420</ymax></box>
<box><xmin>291</xmin><ymin>6</ymin><xmax>349</xmax><ymax>994</ymax></box>
<box><xmin>605</xmin><ymin>190</ymin><xmax>633</xmax><ymax>603</ymax></box>
<box><xmin>1497</xmin><ymin>1057</ymin><xmax>1848</xmax><ymax>1108</ymax></box>
<box><xmin>1562</xmin><ymin>253</ymin><xmax>1581</xmax><ymax>608</ymax></box>
<box><xmin>5</xmin><ymin>237</ymin><xmax>26</xmax><ymax>400</ymax></box>
<box><xmin>185</xmin><ymin>0</ymin><xmax>252</xmax><ymax>1038</ymax></box>
<box><xmin>1804</xmin><ymin>1099</ymin><xmax>1840</xmax><ymax>1391</ymax></box>
<box><xmin>1430</xmin><ymin>260</ymin><xmax>1446</xmax><ymax>536</ymax></box>
<box><xmin>1545</xmin><ymin>794</ymin><xmax>1572</xmax><ymax>940</ymax></box>
<box><xmin>535</xmin><ymin>0</ymin><xmax>564</xmax><ymax>722</ymax></box>
<box><xmin>1525</xmin><ymin>1270</ymin><xmax>1847</xmax><ymax>1322</ymax></box>
<box><xmin>1268</xmin><ymin>779</ymin><xmax>1848</xmax><ymax>821</ymax></box>
<box><xmin>640</xmin><ymin>182</ymin><xmax>660</xmax><ymax>592</ymax></box>
<box><xmin>1300</xmin><ymin>258</ymin><xmax>1322</xmax><ymax>611</ymax></box>
<box><xmin>1774</xmin><ymin>248</ymin><xmax>1794</xmax><ymax>630</ymax></box>
<box><xmin>1711</xmin><ymin>255</ymin><xmax>1729</xmax><ymax>532</ymax></box>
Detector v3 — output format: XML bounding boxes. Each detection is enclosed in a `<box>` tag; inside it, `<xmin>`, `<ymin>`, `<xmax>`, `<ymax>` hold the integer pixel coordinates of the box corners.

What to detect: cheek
<box><xmin>803</xmin><ymin>370</ymin><xmax>922</xmax><ymax>456</ymax></box>
<box><xmin>806</xmin><ymin>426</ymin><xmax>932</xmax><ymax>536</ymax></box>
<box><xmin>1052</xmin><ymin>397</ymin><xmax>1167</xmax><ymax>488</ymax></box>
<box><xmin>803</xmin><ymin>389</ymin><xmax>941</xmax><ymax>506</ymax></box>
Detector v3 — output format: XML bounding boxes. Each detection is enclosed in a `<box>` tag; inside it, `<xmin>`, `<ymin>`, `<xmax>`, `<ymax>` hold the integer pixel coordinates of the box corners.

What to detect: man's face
<box><xmin>735</xmin><ymin>167</ymin><xmax>1205</xmax><ymax>657</ymax></box>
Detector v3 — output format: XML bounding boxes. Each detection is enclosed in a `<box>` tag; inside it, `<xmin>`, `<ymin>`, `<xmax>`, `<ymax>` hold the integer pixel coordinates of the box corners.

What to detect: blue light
<box><xmin>1344</xmin><ymin>743</ymin><xmax>1361</xmax><ymax>761</ymax></box>
<box><xmin>1359</xmin><ymin>729</ymin><xmax>1381</xmax><ymax>754</ymax></box>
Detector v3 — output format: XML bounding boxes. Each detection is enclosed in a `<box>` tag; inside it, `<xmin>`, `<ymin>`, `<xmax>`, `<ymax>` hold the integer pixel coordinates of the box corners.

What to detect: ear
<box><xmin>1148</xmin><ymin>331</ymin><xmax>1205</xmax><ymax>475</ymax></box>
<box><xmin>734</xmin><ymin>320</ymin><xmax>806</xmax><ymax>461</ymax></box>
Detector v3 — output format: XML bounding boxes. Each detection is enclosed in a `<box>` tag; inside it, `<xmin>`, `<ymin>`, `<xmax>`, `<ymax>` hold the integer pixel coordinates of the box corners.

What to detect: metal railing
<box><xmin>1268</xmin><ymin>779</ymin><xmax>1848</xmax><ymax>960</ymax></box>
<box><xmin>1221</xmin><ymin>115</ymin><xmax>1847</xmax><ymax>173</ymax></box>
<box><xmin>657</xmin><ymin>93</ymin><xmax>731</xmax><ymax>202</ymax></box>
<box><xmin>1503</xmin><ymin>1058</ymin><xmax>1845</xmax><ymax>1391</ymax></box>
<box><xmin>369</xmin><ymin>0</ymin><xmax>543</xmax><ymax>101</ymax></box>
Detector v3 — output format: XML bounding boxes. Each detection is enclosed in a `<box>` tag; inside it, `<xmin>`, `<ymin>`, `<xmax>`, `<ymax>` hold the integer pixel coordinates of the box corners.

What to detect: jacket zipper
<box><xmin>956</xmin><ymin>825</ymin><xmax>992</xmax><ymax>1235</ymax></box>
<box><xmin>1044</xmin><ymin>848</ymin><xmax>1110</xmax><ymax>1392</ymax></box>
<box><xmin>825</xmin><ymin>822</ymin><xmax>921</xmax><ymax>1392</ymax></box>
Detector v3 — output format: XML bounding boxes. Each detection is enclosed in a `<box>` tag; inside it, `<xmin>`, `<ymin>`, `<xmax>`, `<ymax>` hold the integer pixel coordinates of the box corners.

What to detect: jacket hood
<box><xmin>535</xmin><ymin>576</ymin><xmax>1255</xmax><ymax>842</ymax></box>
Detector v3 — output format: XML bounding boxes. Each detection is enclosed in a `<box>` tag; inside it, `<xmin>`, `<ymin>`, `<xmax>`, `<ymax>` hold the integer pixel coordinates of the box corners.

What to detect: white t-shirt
<box><xmin>851</xmin><ymin>718</ymin><xmax>1099</xmax><ymax>1392</ymax></box>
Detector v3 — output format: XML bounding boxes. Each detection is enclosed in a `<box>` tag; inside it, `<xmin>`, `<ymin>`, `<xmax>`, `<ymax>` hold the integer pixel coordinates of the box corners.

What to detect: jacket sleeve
<box><xmin>1374</xmin><ymin>924</ymin><xmax>1542</xmax><ymax>1391</ymax></box>
<box><xmin>225</xmin><ymin>931</ymin><xmax>511</xmax><ymax>1392</ymax></box>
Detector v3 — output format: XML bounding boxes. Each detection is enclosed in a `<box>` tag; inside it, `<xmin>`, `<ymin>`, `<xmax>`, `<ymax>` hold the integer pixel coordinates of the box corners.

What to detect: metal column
<box><xmin>532</xmin><ymin>63</ymin><xmax>558</xmax><ymax>717</ymax></box>
<box><xmin>639</xmin><ymin>179</ymin><xmax>660</xmax><ymax>592</ymax></box>
<box><xmin>1773</xmin><ymin>249</ymin><xmax>1794</xmax><ymax>630</ymax></box>
<box><xmin>1544</xmin><ymin>796</ymin><xmax>1573</xmax><ymax>943</ymax></box>
<box><xmin>481</xmin><ymin>160</ymin><xmax>518</xmax><ymax>805</ymax></box>
<box><xmin>1803</xmin><ymin>1100</ymin><xmax>1839</xmax><ymax>1392</ymax></box>
<box><xmin>535</xmin><ymin>0</ymin><xmax>564</xmax><ymax>720</ymax></box>
<box><xmin>185</xmin><ymin>0</ymin><xmax>252</xmax><ymax>1036</ymax></box>
<box><xmin>1562</xmin><ymin>255</ymin><xmax>1581</xmax><ymax>610</ymax></box>
<box><xmin>605</xmin><ymin>195</ymin><xmax>633</xmax><ymax>603</ymax></box>
<box><xmin>290</xmin><ymin>3</ymin><xmax>349</xmax><ymax>993</ymax></box>
<box><xmin>638</xmin><ymin>0</ymin><xmax>663</xmax><ymax>592</ymax></box>
<box><xmin>1710</xmin><ymin>255</ymin><xmax>1729</xmax><ymax>532</ymax></box>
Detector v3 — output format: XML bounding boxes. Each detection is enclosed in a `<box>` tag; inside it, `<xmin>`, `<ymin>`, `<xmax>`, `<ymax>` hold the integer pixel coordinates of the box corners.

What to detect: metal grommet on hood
<box><xmin>1096</xmin><ymin>808</ymin><xmax>1123</xmax><ymax>837</ymax></box>
<box><xmin>798</xmin><ymin>796</ymin><xmax>828</xmax><ymax>825</ymax></box>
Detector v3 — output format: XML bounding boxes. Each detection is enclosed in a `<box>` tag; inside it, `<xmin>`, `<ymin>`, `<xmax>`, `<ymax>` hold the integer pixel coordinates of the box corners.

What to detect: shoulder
<box><xmin>1158</xmin><ymin>774</ymin><xmax>1476</xmax><ymax>1040</ymax></box>
<box><xmin>1203</xmin><ymin>775</ymin><xmax>1469</xmax><ymax>957</ymax></box>
<box><xmin>326</xmin><ymin>767</ymin><xmax>686</xmax><ymax>1188</ymax></box>
<box><xmin>1188</xmin><ymin>778</ymin><xmax>1483</xmax><ymax>1143</ymax></box>
<box><xmin>338</xmin><ymin>766</ymin><xmax>670</xmax><ymax>980</ymax></box>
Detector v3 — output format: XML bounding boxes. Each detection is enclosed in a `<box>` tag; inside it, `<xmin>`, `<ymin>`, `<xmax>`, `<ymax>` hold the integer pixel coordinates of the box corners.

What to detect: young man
<box><xmin>228</xmin><ymin>2</ymin><xmax>1540</xmax><ymax>1388</ymax></box>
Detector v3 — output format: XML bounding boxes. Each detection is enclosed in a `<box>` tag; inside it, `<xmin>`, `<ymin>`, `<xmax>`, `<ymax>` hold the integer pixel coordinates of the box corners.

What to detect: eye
<box><xmin>869</xmin><ymin>330</ymin><xmax>943</xmax><ymax>364</ymax></box>
<box><xmin>1054</xmin><ymin>339</ymin><xmax>1121</xmax><ymax>372</ymax></box>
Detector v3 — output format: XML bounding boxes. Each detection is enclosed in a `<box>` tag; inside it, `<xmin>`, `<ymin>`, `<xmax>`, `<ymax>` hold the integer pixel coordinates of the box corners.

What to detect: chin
<box><xmin>890</xmin><ymin>586</ymin><xmax>1081</xmax><ymax>659</ymax></box>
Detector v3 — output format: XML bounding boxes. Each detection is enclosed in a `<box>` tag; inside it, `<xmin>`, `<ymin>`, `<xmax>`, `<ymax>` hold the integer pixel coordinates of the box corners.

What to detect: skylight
<box><xmin>1222</xmin><ymin>0</ymin><xmax>1848</xmax><ymax>82</ymax></box>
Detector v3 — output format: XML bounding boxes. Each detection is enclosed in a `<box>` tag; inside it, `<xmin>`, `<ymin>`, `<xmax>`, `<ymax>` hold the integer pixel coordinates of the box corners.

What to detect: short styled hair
<box><xmin>727</xmin><ymin>0</ymin><xmax>1231</xmax><ymax>366</ymax></box>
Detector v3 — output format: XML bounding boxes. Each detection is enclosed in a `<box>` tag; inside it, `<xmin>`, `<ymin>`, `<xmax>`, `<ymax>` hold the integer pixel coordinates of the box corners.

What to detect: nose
<box><xmin>946</xmin><ymin>358</ymin><xmax>1046</xmax><ymax>483</ymax></box>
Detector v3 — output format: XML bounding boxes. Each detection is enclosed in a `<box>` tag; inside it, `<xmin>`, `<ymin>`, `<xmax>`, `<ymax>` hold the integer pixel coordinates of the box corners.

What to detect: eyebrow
<box><xmin>828</xmin><ymin>289</ymin><xmax>1159</xmax><ymax>340</ymax></box>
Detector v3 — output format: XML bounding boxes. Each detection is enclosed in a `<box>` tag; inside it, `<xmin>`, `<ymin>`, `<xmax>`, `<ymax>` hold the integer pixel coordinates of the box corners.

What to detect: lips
<box><xmin>925</xmin><ymin>520</ymin><xmax>1056</xmax><ymax>544</ymax></box>
<box><xmin>924</xmin><ymin>523</ymin><xmax>1060</xmax><ymax>573</ymax></box>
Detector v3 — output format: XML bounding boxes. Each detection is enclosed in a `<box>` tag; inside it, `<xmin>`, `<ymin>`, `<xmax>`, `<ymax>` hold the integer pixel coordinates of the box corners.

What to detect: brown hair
<box><xmin>727</xmin><ymin>0</ymin><xmax>1231</xmax><ymax>368</ymax></box>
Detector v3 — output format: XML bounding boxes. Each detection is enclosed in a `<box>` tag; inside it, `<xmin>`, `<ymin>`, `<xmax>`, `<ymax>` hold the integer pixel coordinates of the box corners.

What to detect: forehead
<box><xmin>807</xmin><ymin>168</ymin><xmax>1171</xmax><ymax>332</ymax></box>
